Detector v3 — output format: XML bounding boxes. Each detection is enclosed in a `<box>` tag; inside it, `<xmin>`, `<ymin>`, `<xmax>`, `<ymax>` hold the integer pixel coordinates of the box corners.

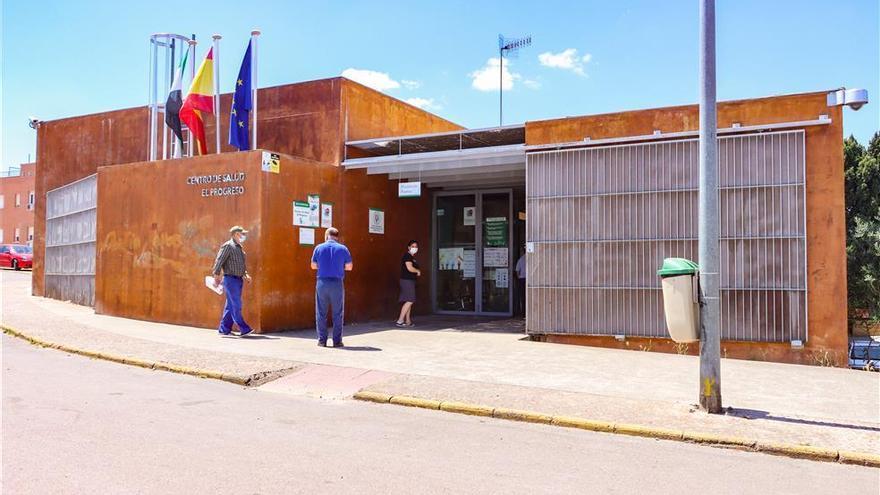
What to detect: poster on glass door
<box><xmin>483</xmin><ymin>247</ymin><xmax>508</xmax><ymax>267</ymax></box>
<box><xmin>462</xmin><ymin>249</ymin><xmax>476</xmax><ymax>278</ymax></box>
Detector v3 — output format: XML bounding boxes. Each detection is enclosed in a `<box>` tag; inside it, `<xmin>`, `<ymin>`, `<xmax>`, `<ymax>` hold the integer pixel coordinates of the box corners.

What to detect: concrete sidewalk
<box><xmin>2</xmin><ymin>270</ymin><xmax>878</xmax><ymax>458</ymax></box>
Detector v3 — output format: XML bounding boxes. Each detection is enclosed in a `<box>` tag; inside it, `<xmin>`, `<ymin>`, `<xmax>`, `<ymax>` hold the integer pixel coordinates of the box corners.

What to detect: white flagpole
<box><xmin>187</xmin><ymin>38</ymin><xmax>197</xmax><ymax>157</ymax></box>
<box><xmin>212</xmin><ymin>34</ymin><xmax>222</xmax><ymax>154</ymax></box>
<box><xmin>251</xmin><ymin>29</ymin><xmax>260</xmax><ymax>150</ymax></box>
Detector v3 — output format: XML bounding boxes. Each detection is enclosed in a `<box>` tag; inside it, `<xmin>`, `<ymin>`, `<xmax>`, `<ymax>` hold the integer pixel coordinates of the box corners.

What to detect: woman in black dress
<box><xmin>396</xmin><ymin>240</ymin><xmax>421</xmax><ymax>327</ymax></box>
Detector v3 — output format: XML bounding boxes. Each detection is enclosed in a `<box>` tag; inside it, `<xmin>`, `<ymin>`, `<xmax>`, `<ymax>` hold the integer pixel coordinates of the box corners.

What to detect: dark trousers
<box><xmin>220</xmin><ymin>275</ymin><xmax>252</xmax><ymax>333</ymax></box>
<box><xmin>316</xmin><ymin>278</ymin><xmax>344</xmax><ymax>343</ymax></box>
<box><xmin>516</xmin><ymin>277</ymin><xmax>527</xmax><ymax>316</ymax></box>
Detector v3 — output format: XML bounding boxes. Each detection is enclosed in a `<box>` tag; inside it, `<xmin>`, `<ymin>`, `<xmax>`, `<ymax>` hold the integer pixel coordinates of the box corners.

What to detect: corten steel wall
<box><xmin>525</xmin><ymin>91</ymin><xmax>847</xmax><ymax>366</ymax></box>
<box><xmin>199</xmin><ymin>77</ymin><xmax>463</xmax><ymax>163</ymax></box>
<box><xmin>0</xmin><ymin>163</ymin><xmax>36</xmax><ymax>245</ymax></box>
<box><xmin>334</xmin><ymin>79</ymin><xmax>464</xmax><ymax>321</ymax></box>
<box><xmin>34</xmin><ymin>77</ymin><xmax>461</xmax><ymax>299</ymax></box>
<box><xmin>96</xmin><ymin>153</ymin><xmax>262</xmax><ymax>328</ymax></box>
<box><xmin>255</xmin><ymin>79</ymin><xmax>462</xmax><ymax>329</ymax></box>
<box><xmin>258</xmin><ymin>155</ymin><xmax>436</xmax><ymax>331</ymax></box>
<box><xmin>42</xmin><ymin>76</ymin><xmax>461</xmax><ymax>330</ymax></box>
<box><xmin>33</xmin><ymin>107</ymin><xmax>150</xmax><ymax>296</ymax></box>
<box><xmin>95</xmin><ymin>150</ymin><xmax>438</xmax><ymax>332</ymax></box>
<box><xmin>340</xmin><ymin>79</ymin><xmax>463</xmax><ymax>143</ymax></box>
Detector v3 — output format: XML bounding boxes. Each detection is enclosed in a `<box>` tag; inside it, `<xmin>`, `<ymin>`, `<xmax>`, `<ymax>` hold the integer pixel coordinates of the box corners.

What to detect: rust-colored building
<box><xmin>0</xmin><ymin>162</ymin><xmax>36</xmax><ymax>247</ymax></box>
<box><xmin>32</xmin><ymin>77</ymin><xmax>850</xmax><ymax>366</ymax></box>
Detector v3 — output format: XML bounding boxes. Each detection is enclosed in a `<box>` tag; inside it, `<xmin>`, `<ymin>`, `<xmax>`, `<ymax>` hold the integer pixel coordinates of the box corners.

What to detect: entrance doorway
<box><xmin>432</xmin><ymin>190</ymin><xmax>513</xmax><ymax>316</ymax></box>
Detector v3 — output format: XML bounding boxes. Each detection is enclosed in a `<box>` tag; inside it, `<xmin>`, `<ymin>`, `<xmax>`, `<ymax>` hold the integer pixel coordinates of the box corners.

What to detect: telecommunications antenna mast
<box><xmin>498</xmin><ymin>34</ymin><xmax>531</xmax><ymax>126</ymax></box>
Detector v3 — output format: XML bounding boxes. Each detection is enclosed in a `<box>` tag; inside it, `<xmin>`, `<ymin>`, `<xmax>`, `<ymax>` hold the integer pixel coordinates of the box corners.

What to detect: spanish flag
<box><xmin>180</xmin><ymin>48</ymin><xmax>215</xmax><ymax>155</ymax></box>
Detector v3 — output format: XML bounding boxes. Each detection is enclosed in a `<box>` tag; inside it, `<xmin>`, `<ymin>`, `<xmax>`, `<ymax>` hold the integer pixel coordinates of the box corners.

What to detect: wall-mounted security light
<box><xmin>827</xmin><ymin>88</ymin><xmax>869</xmax><ymax>111</ymax></box>
<box><xmin>27</xmin><ymin>116</ymin><xmax>41</xmax><ymax>129</ymax></box>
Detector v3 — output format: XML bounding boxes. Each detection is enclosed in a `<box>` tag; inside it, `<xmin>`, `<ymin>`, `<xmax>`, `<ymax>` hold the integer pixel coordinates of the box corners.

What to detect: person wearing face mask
<box><xmin>212</xmin><ymin>225</ymin><xmax>253</xmax><ymax>336</ymax></box>
<box><xmin>396</xmin><ymin>240</ymin><xmax>421</xmax><ymax>327</ymax></box>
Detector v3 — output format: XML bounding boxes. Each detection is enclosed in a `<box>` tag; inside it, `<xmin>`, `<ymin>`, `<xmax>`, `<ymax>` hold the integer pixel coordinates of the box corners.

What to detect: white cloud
<box><xmin>538</xmin><ymin>49</ymin><xmax>592</xmax><ymax>76</ymax></box>
<box><xmin>401</xmin><ymin>80</ymin><xmax>421</xmax><ymax>90</ymax></box>
<box><xmin>341</xmin><ymin>68</ymin><xmax>401</xmax><ymax>91</ymax></box>
<box><xmin>469</xmin><ymin>57</ymin><xmax>521</xmax><ymax>92</ymax></box>
<box><xmin>523</xmin><ymin>79</ymin><xmax>541</xmax><ymax>90</ymax></box>
<box><xmin>405</xmin><ymin>97</ymin><xmax>442</xmax><ymax>111</ymax></box>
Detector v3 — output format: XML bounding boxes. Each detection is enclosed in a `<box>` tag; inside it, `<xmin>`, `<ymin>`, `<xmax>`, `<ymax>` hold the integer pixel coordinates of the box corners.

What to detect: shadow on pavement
<box><xmin>269</xmin><ymin>316</ymin><xmax>526</xmax><ymax>340</ymax></box>
<box><xmin>727</xmin><ymin>408</ymin><xmax>880</xmax><ymax>433</ymax></box>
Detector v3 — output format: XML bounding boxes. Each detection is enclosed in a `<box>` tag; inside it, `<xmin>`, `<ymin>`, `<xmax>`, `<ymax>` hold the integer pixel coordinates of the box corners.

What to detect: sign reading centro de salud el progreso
<box><xmin>186</xmin><ymin>172</ymin><xmax>246</xmax><ymax>197</ymax></box>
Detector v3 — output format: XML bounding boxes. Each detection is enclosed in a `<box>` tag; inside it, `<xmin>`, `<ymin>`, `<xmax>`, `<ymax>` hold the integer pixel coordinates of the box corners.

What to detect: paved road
<box><xmin>2</xmin><ymin>336</ymin><xmax>876</xmax><ymax>494</ymax></box>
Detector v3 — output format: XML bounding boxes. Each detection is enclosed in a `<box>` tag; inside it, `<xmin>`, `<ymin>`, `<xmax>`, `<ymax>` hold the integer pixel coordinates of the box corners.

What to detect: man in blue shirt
<box><xmin>310</xmin><ymin>227</ymin><xmax>353</xmax><ymax>347</ymax></box>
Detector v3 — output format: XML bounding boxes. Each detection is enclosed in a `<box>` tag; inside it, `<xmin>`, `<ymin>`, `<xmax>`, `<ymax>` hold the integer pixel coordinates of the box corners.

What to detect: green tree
<box><xmin>845</xmin><ymin>132</ymin><xmax>880</xmax><ymax>320</ymax></box>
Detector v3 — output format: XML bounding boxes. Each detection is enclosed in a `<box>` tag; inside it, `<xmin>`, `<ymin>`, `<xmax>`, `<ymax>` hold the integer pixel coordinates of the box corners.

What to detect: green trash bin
<box><xmin>657</xmin><ymin>258</ymin><xmax>700</xmax><ymax>343</ymax></box>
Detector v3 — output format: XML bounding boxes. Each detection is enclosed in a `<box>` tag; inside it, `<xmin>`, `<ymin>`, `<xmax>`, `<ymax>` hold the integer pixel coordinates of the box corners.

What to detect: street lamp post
<box><xmin>698</xmin><ymin>0</ymin><xmax>722</xmax><ymax>414</ymax></box>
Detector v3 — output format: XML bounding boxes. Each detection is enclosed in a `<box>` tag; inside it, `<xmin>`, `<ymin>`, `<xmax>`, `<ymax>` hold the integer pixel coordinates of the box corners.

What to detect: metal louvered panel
<box><xmin>525</xmin><ymin>130</ymin><xmax>807</xmax><ymax>343</ymax></box>
<box><xmin>44</xmin><ymin>174</ymin><xmax>97</xmax><ymax>307</ymax></box>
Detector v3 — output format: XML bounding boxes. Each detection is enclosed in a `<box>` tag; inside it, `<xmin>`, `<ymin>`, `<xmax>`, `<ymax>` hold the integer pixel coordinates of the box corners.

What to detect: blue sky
<box><xmin>2</xmin><ymin>0</ymin><xmax>878</xmax><ymax>172</ymax></box>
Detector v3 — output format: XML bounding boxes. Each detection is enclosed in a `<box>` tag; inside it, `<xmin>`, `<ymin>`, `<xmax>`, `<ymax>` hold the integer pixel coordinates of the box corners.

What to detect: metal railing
<box><xmin>1</xmin><ymin>167</ymin><xmax>21</xmax><ymax>178</ymax></box>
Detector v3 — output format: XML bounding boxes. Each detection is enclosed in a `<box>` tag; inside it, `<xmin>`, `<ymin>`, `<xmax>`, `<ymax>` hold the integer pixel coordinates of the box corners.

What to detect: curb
<box><xmin>352</xmin><ymin>391</ymin><xmax>880</xmax><ymax>468</ymax></box>
<box><xmin>2</xmin><ymin>324</ymin><xmax>250</xmax><ymax>386</ymax></box>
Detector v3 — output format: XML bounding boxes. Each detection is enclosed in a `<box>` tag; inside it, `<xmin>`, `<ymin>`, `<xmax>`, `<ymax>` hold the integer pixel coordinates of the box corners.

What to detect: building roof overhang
<box><xmin>343</xmin><ymin>125</ymin><xmax>526</xmax><ymax>189</ymax></box>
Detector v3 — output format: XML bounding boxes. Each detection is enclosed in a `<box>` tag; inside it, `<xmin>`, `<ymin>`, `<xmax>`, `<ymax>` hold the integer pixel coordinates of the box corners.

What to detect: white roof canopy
<box><xmin>343</xmin><ymin>126</ymin><xmax>526</xmax><ymax>189</ymax></box>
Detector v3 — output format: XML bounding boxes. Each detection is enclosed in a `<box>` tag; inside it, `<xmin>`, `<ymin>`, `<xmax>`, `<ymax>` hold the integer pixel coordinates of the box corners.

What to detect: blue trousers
<box><xmin>220</xmin><ymin>275</ymin><xmax>252</xmax><ymax>333</ymax></box>
<box><xmin>316</xmin><ymin>278</ymin><xmax>344</xmax><ymax>343</ymax></box>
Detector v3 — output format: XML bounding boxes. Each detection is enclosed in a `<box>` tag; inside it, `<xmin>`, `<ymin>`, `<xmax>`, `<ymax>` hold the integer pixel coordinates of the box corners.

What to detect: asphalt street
<box><xmin>2</xmin><ymin>335</ymin><xmax>877</xmax><ymax>494</ymax></box>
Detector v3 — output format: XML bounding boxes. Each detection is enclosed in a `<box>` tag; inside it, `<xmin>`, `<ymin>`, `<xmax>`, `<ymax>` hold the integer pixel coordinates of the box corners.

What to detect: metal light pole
<box><xmin>698</xmin><ymin>0</ymin><xmax>722</xmax><ymax>413</ymax></box>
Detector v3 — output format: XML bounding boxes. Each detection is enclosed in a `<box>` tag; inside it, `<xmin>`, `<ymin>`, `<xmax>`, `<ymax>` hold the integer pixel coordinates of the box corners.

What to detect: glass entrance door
<box><xmin>480</xmin><ymin>192</ymin><xmax>512</xmax><ymax>314</ymax></box>
<box><xmin>435</xmin><ymin>194</ymin><xmax>476</xmax><ymax>312</ymax></box>
<box><xmin>433</xmin><ymin>190</ymin><xmax>512</xmax><ymax>315</ymax></box>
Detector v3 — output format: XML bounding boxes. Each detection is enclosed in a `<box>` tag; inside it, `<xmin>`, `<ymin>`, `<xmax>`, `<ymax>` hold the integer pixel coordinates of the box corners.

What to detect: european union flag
<box><xmin>229</xmin><ymin>40</ymin><xmax>253</xmax><ymax>151</ymax></box>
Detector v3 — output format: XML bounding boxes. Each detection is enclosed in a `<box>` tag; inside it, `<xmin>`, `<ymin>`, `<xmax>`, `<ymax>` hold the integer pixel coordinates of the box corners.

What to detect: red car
<box><xmin>0</xmin><ymin>244</ymin><xmax>33</xmax><ymax>270</ymax></box>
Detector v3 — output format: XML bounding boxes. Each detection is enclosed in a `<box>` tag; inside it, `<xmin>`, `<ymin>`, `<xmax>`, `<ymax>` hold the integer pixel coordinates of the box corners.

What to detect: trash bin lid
<box><xmin>657</xmin><ymin>258</ymin><xmax>699</xmax><ymax>277</ymax></box>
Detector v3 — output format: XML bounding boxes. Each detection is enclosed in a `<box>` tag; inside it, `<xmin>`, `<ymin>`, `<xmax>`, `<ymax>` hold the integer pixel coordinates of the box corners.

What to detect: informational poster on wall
<box><xmin>369</xmin><ymin>208</ymin><xmax>385</xmax><ymax>234</ymax></box>
<box><xmin>484</xmin><ymin>217</ymin><xmax>508</xmax><ymax>247</ymax></box>
<box><xmin>308</xmin><ymin>194</ymin><xmax>320</xmax><ymax>227</ymax></box>
<box><xmin>293</xmin><ymin>201</ymin><xmax>311</xmax><ymax>226</ymax></box>
<box><xmin>261</xmin><ymin>151</ymin><xmax>280</xmax><ymax>174</ymax></box>
<box><xmin>321</xmin><ymin>202</ymin><xmax>333</xmax><ymax>228</ymax></box>
<box><xmin>299</xmin><ymin>227</ymin><xmax>315</xmax><ymax>245</ymax></box>
<box><xmin>462</xmin><ymin>249</ymin><xmax>476</xmax><ymax>278</ymax></box>
<box><xmin>463</xmin><ymin>207</ymin><xmax>476</xmax><ymax>226</ymax></box>
<box><xmin>438</xmin><ymin>247</ymin><xmax>464</xmax><ymax>270</ymax></box>
<box><xmin>495</xmin><ymin>268</ymin><xmax>509</xmax><ymax>288</ymax></box>
<box><xmin>483</xmin><ymin>247</ymin><xmax>509</xmax><ymax>268</ymax></box>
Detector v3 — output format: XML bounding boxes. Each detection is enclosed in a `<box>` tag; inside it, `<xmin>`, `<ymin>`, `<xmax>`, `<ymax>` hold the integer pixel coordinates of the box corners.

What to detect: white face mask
<box><xmin>409</xmin><ymin>247</ymin><xmax>418</xmax><ymax>255</ymax></box>
<box><xmin>238</xmin><ymin>234</ymin><xmax>247</xmax><ymax>243</ymax></box>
